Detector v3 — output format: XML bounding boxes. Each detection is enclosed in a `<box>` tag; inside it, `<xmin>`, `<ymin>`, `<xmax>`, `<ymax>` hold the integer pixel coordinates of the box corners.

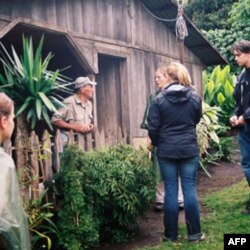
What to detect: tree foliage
<box><xmin>185</xmin><ymin>0</ymin><xmax>236</xmax><ymax>30</ymax></box>
<box><xmin>185</xmin><ymin>0</ymin><xmax>250</xmax><ymax>73</ymax></box>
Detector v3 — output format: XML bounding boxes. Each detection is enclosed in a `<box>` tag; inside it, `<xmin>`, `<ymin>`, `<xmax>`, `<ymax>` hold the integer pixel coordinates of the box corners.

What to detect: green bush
<box><xmin>56</xmin><ymin>146</ymin><xmax>99</xmax><ymax>250</ymax></box>
<box><xmin>56</xmin><ymin>144</ymin><xmax>155</xmax><ymax>248</ymax></box>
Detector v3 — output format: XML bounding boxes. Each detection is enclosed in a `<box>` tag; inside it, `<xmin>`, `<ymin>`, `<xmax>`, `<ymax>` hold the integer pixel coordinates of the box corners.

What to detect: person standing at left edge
<box><xmin>147</xmin><ymin>62</ymin><xmax>204</xmax><ymax>242</ymax></box>
<box><xmin>0</xmin><ymin>92</ymin><xmax>30</xmax><ymax>250</ymax></box>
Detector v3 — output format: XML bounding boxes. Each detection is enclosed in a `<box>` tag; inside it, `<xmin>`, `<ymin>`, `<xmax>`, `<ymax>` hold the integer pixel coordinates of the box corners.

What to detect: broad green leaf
<box><xmin>217</xmin><ymin>92</ymin><xmax>226</xmax><ymax>105</ymax></box>
<box><xmin>11</xmin><ymin>46</ymin><xmax>24</xmax><ymax>77</ymax></box>
<box><xmin>38</xmin><ymin>92</ymin><xmax>57</xmax><ymax>112</ymax></box>
<box><xmin>203</xmin><ymin>114</ymin><xmax>211</xmax><ymax>124</ymax></box>
<box><xmin>210</xmin><ymin>65</ymin><xmax>220</xmax><ymax>83</ymax></box>
<box><xmin>206</xmin><ymin>80</ymin><xmax>215</xmax><ymax>95</ymax></box>
<box><xmin>224</xmin><ymin>80</ymin><xmax>234</xmax><ymax>98</ymax></box>
<box><xmin>50</xmin><ymin>96</ymin><xmax>66</xmax><ymax>109</ymax></box>
<box><xmin>210</xmin><ymin>130</ymin><xmax>220</xmax><ymax>144</ymax></box>
<box><xmin>36</xmin><ymin>98</ymin><xmax>42</xmax><ymax>120</ymax></box>
<box><xmin>42</xmin><ymin>107</ymin><xmax>53</xmax><ymax>130</ymax></box>
<box><xmin>27</xmin><ymin>109</ymin><xmax>35</xmax><ymax>120</ymax></box>
<box><xmin>15</xmin><ymin>98</ymin><xmax>32</xmax><ymax>117</ymax></box>
<box><xmin>30</xmin><ymin>113</ymin><xmax>37</xmax><ymax>129</ymax></box>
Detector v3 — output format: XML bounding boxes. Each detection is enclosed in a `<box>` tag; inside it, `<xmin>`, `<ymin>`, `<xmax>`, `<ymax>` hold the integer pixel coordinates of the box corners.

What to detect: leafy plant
<box><xmin>0</xmin><ymin>35</ymin><xmax>72</xmax><ymax>130</ymax></box>
<box><xmin>55</xmin><ymin>144</ymin><xmax>155</xmax><ymax>248</ymax></box>
<box><xmin>55</xmin><ymin>146</ymin><xmax>100</xmax><ymax>250</ymax></box>
<box><xmin>197</xmin><ymin>102</ymin><xmax>224</xmax><ymax>176</ymax></box>
<box><xmin>210</xmin><ymin>136</ymin><xmax>233</xmax><ymax>162</ymax></box>
<box><xmin>197</xmin><ymin>102</ymin><xmax>221</xmax><ymax>156</ymax></box>
<box><xmin>203</xmin><ymin>65</ymin><xmax>235</xmax><ymax>125</ymax></box>
<box><xmin>85</xmin><ymin>144</ymin><xmax>155</xmax><ymax>243</ymax></box>
<box><xmin>24</xmin><ymin>189</ymin><xmax>59</xmax><ymax>250</ymax></box>
<box><xmin>185</xmin><ymin>0</ymin><xmax>249</xmax><ymax>73</ymax></box>
<box><xmin>185</xmin><ymin>0</ymin><xmax>234</xmax><ymax>30</ymax></box>
<box><xmin>229</xmin><ymin>0</ymin><xmax>250</xmax><ymax>41</ymax></box>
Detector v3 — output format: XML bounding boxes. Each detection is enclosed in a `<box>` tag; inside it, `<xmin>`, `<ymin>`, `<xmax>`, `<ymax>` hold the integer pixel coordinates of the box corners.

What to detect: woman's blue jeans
<box><xmin>238</xmin><ymin>126</ymin><xmax>250</xmax><ymax>186</ymax></box>
<box><xmin>158</xmin><ymin>156</ymin><xmax>202</xmax><ymax>241</ymax></box>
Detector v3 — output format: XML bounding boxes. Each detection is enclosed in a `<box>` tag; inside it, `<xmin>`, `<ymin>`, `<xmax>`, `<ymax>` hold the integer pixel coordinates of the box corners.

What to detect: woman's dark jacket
<box><xmin>234</xmin><ymin>68</ymin><xmax>250</xmax><ymax>121</ymax></box>
<box><xmin>147</xmin><ymin>82</ymin><xmax>202</xmax><ymax>159</ymax></box>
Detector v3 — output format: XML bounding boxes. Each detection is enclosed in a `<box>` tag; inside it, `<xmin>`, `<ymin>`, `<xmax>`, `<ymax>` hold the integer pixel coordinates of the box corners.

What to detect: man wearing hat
<box><xmin>51</xmin><ymin>76</ymin><xmax>97</xmax><ymax>137</ymax></box>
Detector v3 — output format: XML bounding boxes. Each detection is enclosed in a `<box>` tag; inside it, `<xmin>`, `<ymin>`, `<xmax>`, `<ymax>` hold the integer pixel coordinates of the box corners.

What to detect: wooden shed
<box><xmin>0</xmin><ymin>0</ymin><xmax>227</xmax><ymax>149</ymax></box>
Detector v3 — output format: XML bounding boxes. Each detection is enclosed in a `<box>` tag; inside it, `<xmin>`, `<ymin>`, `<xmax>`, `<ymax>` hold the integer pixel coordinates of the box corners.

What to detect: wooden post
<box><xmin>30</xmin><ymin>131</ymin><xmax>40</xmax><ymax>200</ymax></box>
<box><xmin>15</xmin><ymin>126</ymin><xmax>30</xmax><ymax>203</ymax></box>
<box><xmin>41</xmin><ymin>130</ymin><xmax>53</xmax><ymax>181</ymax></box>
<box><xmin>84</xmin><ymin>133</ymin><xmax>93</xmax><ymax>151</ymax></box>
<box><xmin>54</xmin><ymin>129</ymin><xmax>64</xmax><ymax>172</ymax></box>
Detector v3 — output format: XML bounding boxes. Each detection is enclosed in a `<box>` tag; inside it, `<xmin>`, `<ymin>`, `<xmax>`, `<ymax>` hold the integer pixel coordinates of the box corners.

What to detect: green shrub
<box><xmin>56</xmin><ymin>145</ymin><xmax>99</xmax><ymax>250</ymax></box>
<box><xmin>56</xmin><ymin>144</ymin><xmax>155</xmax><ymax>248</ymax></box>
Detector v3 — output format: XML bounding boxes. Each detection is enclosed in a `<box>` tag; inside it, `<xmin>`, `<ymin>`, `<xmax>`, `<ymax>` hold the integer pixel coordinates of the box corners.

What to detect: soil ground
<box><xmin>98</xmin><ymin>146</ymin><xmax>245</xmax><ymax>250</ymax></box>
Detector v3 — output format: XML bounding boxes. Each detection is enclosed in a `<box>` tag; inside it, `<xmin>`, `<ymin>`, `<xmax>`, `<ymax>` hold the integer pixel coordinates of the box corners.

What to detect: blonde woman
<box><xmin>0</xmin><ymin>93</ymin><xmax>30</xmax><ymax>249</ymax></box>
<box><xmin>141</xmin><ymin>66</ymin><xmax>184</xmax><ymax>211</ymax></box>
<box><xmin>147</xmin><ymin>63</ymin><xmax>204</xmax><ymax>242</ymax></box>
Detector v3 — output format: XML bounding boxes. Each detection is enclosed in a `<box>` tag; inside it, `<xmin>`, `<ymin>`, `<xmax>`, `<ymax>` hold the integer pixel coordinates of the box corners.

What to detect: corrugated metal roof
<box><xmin>140</xmin><ymin>0</ymin><xmax>228</xmax><ymax>66</ymax></box>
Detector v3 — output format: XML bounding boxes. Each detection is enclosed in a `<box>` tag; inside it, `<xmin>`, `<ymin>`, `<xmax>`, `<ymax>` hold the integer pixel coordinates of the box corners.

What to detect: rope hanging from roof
<box><xmin>175</xmin><ymin>0</ymin><xmax>188</xmax><ymax>41</ymax></box>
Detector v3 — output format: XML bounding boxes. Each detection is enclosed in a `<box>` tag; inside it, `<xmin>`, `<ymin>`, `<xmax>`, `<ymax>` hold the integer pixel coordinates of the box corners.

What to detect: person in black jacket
<box><xmin>141</xmin><ymin>67</ymin><xmax>184</xmax><ymax>212</ymax></box>
<box><xmin>230</xmin><ymin>40</ymin><xmax>250</xmax><ymax>215</ymax></box>
<box><xmin>147</xmin><ymin>62</ymin><xmax>204</xmax><ymax>242</ymax></box>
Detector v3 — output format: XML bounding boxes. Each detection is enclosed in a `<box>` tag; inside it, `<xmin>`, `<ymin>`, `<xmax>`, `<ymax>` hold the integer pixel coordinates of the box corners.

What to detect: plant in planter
<box><xmin>0</xmin><ymin>35</ymin><xmax>72</xmax><ymax>131</ymax></box>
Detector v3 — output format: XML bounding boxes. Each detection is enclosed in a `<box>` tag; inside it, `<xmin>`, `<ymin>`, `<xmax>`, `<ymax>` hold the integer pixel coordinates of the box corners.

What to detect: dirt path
<box><xmin>98</xmin><ymin>158</ymin><xmax>245</xmax><ymax>250</ymax></box>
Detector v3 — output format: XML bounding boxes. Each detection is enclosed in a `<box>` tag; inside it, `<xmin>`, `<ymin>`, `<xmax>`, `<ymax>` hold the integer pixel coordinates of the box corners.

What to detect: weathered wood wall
<box><xmin>0</xmin><ymin>0</ymin><xmax>204</xmax><ymax>146</ymax></box>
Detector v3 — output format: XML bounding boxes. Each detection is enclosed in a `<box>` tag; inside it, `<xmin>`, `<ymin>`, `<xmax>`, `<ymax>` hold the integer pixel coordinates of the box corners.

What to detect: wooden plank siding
<box><xmin>0</xmin><ymin>0</ymin><xmax>205</xmax><ymax>148</ymax></box>
<box><xmin>0</xmin><ymin>0</ymin><xmax>201</xmax><ymax>64</ymax></box>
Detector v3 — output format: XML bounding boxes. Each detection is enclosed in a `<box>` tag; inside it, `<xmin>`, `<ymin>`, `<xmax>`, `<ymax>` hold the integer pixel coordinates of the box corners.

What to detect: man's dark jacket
<box><xmin>147</xmin><ymin>82</ymin><xmax>202</xmax><ymax>159</ymax></box>
<box><xmin>234</xmin><ymin>68</ymin><xmax>250</xmax><ymax>121</ymax></box>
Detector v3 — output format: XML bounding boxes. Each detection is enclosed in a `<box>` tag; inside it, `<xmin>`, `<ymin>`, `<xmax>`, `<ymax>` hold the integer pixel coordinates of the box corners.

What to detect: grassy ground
<box><xmin>140</xmin><ymin>180</ymin><xmax>250</xmax><ymax>250</ymax></box>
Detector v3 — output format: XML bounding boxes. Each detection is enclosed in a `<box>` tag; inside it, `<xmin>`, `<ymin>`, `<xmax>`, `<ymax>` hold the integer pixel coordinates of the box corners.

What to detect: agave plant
<box><xmin>0</xmin><ymin>35</ymin><xmax>72</xmax><ymax>130</ymax></box>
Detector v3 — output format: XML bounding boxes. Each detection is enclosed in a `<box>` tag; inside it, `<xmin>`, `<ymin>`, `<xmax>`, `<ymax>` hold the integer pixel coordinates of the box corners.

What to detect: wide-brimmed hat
<box><xmin>73</xmin><ymin>77</ymin><xmax>97</xmax><ymax>90</ymax></box>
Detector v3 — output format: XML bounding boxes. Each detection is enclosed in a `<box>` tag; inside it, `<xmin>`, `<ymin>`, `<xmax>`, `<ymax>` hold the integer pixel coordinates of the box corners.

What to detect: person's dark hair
<box><xmin>232</xmin><ymin>40</ymin><xmax>250</xmax><ymax>53</ymax></box>
<box><xmin>0</xmin><ymin>92</ymin><xmax>14</xmax><ymax>119</ymax></box>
